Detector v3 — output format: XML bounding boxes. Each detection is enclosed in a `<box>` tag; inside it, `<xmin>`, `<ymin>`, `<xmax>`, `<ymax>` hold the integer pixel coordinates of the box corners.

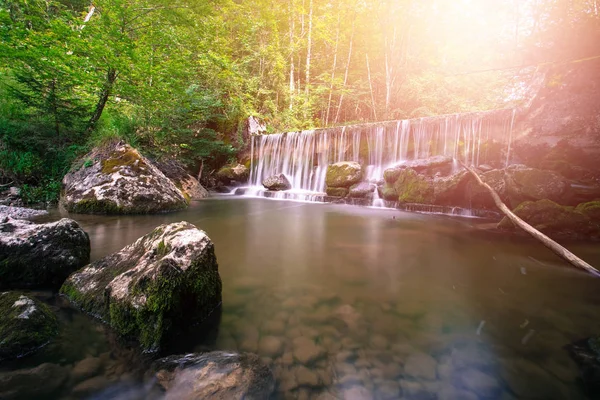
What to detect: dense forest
<box><xmin>1</xmin><ymin>0</ymin><xmax>599</xmax><ymax>203</ymax></box>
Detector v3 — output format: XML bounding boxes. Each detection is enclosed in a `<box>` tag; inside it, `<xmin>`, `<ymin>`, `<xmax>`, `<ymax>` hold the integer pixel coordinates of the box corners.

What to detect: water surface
<box><xmin>3</xmin><ymin>196</ymin><xmax>600</xmax><ymax>399</ymax></box>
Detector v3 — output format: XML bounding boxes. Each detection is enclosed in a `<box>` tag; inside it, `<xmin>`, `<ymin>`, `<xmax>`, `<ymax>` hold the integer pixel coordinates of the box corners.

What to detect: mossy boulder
<box><xmin>153</xmin><ymin>351</ymin><xmax>275</xmax><ymax>399</ymax></box>
<box><xmin>432</xmin><ymin>169</ymin><xmax>471</xmax><ymax>206</ymax></box>
<box><xmin>504</xmin><ymin>165</ymin><xmax>569</xmax><ymax>205</ymax></box>
<box><xmin>576</xmin><ymin>201</ymin><xmax>600</xmax><ymax>221</ymax></box>
<box><xmin>0</xmin><ymin>292</ymin><xmax>58</xmax><ymax>360</ymax></box>
<box><xmin>383</xmin><ymin>156</ymin><xmax>453</xmax><ymax>183</ymax></box>
<box><xmin>216</xmin><ymin>164</ymin><xmax>250</xmax><ymax>185</ymax></box>
<box><xmin>262</xmin><ymin>174</ymin><xmax>292</xmax><ymax>191</ymax></box>
<box><xmin>381</xmin><ymin>184</ymin><xmax>398</xmax><ymax>201</ymax></box>
<box><xmin>61</xmin><ymin>142</ymin><xmax>188</xmax><ymax>214</ymax></box>
<box><xmin>498</xmin><ymin>199</ymin><xmax>597</xmax><ymax>238</ymax></box>
<box><xmin>0</xmin><ymin>217</ymin><xmax>90</xmax><ymax>290</ymax></box>
<box><xmin>60</xmin><ymin>221</ymin><xmax>222</xmax><ymax>352</ymax></box>
<box><xmin>154</xmin><ymin>160</ymin><xmax>208</xmax><ymax>201</ymax></box>
<box><xmin>467</xmin><ymin>169</ymin><xmax>508</xmax><ymax>209</ymax></box>
<box><xmin>0</xmin><ymin>363</ymin><xmax>69</xmax><ymax>400</ymax></box>
<box><xmin>326</xmin><ymin>162</ymin><xmax>363</xmax><ymax>188</ymax></box>
<box><xmin>326</xmin><ymin>187</ymin><xmax>349</xmax><ymax>197</ymax></box>
<box><xmin>349</xmin><ymin>182</ymin><xmax>375</xmax><ymax>199</ymax></box>
<box><xmin>393</xmin><ymin>168</ymin><xmax>434</xmax><ymax>204</ymax></box>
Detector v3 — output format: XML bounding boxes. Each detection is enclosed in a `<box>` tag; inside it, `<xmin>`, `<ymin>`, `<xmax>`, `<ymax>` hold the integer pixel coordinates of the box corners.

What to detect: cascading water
<box><xmin>247</xmin><ymin>108</ymin><xmax>516</xmax><ymax>204</ymax></box>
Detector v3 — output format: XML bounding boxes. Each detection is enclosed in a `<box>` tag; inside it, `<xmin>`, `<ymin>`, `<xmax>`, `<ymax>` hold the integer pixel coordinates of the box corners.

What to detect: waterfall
<box><xmin>247</xmin><ymin>108</ymin><xmax>516</xmax><ymax>202</ymax></box>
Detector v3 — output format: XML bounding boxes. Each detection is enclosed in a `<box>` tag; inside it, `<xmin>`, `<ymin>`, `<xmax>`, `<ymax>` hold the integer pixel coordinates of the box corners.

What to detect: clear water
<box><xmin>3</xmin><ymin>196</ymin><xmax>600</xmax><ymax>399</ymax></box>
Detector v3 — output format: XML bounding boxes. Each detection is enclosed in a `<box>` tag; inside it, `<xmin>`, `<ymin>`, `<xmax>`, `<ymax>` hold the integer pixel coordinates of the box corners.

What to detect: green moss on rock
<box><xmin>326</xmin><ymin>187</ymin><xmax>349</xmax><ymax>197</ymax></box>
<box><xmin>576</xmin><ymin>201</ymin><xmax>600</xmax><ymax>221</ymax></box>
<box><xmin>60</xmin><ymin>222</ymin><xmax>222</xmax><ymax>351</ymax></box>
<box><xmin>0</xmin><ymin>292</ymin><xmax>58</xmax><ymax>360</ymax></box>
<box><xmin>393</xmin><ymin>168</ymin><xmax>434</xmax><ymax>204</ymax></box>
<box><xmin>325</xmin><ymin>162</ymin><xmax>363</xmax><ymax>188</ymax></box>
<box><xmin>498</xmin><ymin>199</ymin><xmax>597</xmax><ymax>238</ymax></box>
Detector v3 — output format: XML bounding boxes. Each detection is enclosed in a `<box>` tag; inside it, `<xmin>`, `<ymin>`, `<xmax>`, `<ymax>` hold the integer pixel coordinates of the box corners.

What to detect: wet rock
<box><xmin>154</xmin><ymin>160</ymin><xmax>208</xmax><ymax>200</ymax></box>
<box><xmin>438</xmin><ymin>384</ymin><xmax>479</xmax><ymax>400</ymax></box>
<box><xmin>326</xmin><ymin>162</ymin><xmax>363</xmax><ymax>188</ymax></box>
<box><xmin>0</xmin><ymin>363</ymin><xmax>69</xmax><ymax>400</ymax></box>
<box><xmin>0</xmin><ymin>292</ymin><xmax>58</xmax><ymax>360</ymax></box>
<box><xmin>403</xmin><ymin>353</ymin><xmax>437</xmax><ymax>380</ymax></box>
<box><xmin>262</xmin><ymin>173</ymin><xmax>292</xmax><ymax>191</ymax></box>
<box><xmin>458</xmin><ymin>369</ymin><xmax>500</xmax><ymax>397</ymax></box>
<box><xmin>0</xmin><ymin>205</ymin><xmax>48</xmax><ymax>220</ymax></box>
<box><xmin>60</xmin><ymin>221</ymin><xmax>222</xmax><ymax>351</ymax></box>
<box><xmin>0</xmin><ymin>217</ymin><xmax>90</xmax><ymax>289</ymax></box>
<box><xmin>576</xmin><ymin>201</ymin><xmax>600</xmax><ymax>221</ymax></box>
<box><xmin>568</xmin><ymin>336</ymin><xmax>600</xmax><ymax>396</ymax></box>
<box><xmin>384</xmin><ymin>156</ymin><xmax>453</xmax><ymax>183</ymax></box>
<box><xmin>339</xmin><ymin>386</ymin><xmax>374</xmax><ymax>400</ymax></box>
<box><xmin>326</xmin><ymin>187</ymin><xmax>349</xmax><ymax>197</ymax></box>
<box><xmin>153</xmin><ymin>351</ymin><xmax>275</xmax><ymax>399</ymax></box>
<box><xmin>71</xmin><ymin>356</ymin><xmax>103</xmax><ymax>382</ymax></box>
<box><xmin>505</xmin><ymin>165</ymin><xmax>569</xmax><ymax>205</ymax></box>
<box><xmin>61</xmin><ymin>142</ymin><xmax>188</xmax><ymax>214</ymax></box>
<box><xmin>293</xmin><ymin>336</ymin><xmax>326</xmax><ymax>365</ymax></box>
<box><xmin>349</xmin><ymin>182</ymin><xmax>375</xmax><ymax>198</ymax></box>
<box><xmin>393</xmin><ymin>168</ymin><xmax>434</xmax><ymax>204</ymax></box>
<box><xmin>498</xmin><ymin>199</ymin><xmax>597</xmax><ymax>239</ymax></box>
<box><xmin>258</xmin><ymin>336</ymin><xmax>284</xmax><ymax>358</ymax></box>
<box><xmin>217</xmin><ymin>163</ymin><xmax>250</xmax><ymax>185</ymax></box>
<box><xmin>467</xmin><ymin>169</ymin><xmax>508</xmax><ymax>209</ymax></box>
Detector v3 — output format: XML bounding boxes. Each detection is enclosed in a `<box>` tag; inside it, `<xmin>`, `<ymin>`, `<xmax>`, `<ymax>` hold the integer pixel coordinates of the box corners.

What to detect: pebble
<box><xmin>71</xmin><ymin>376</ymin><xmax>109</xmax><ymax>396</ymax></box>
<box><xmin>258</xmin><ymin>336</ymin><xmax>284</xmax><ymax>357</ymax></box>
<box><xmin>403</xmin><ymin>353</ymin><xmax>438</xmax><ymax>380</ymax></box>
<box><xmin>71</xmin><ymin>357</ymin><xmax>103</xmax><ymax>382</ymax></box>
<box><xmin>293</xmin><ymin>336</ymin><xmax>326</xmax><ymax>365</ymax></box>
<box><xmin>458</xmin><ymin>369</ymin><xmax>500</xmax><ymax>397</ymax></box>
<box><xmin>438</xmin><ymin>383</ymin><xmax>479</xmax><ymax>400</ymax></box>
<box><xmin>295</xmin><ymin>366</ymin><xmax>320</xmax><ymax>387</ymax></box>
<box><xmin>339</xmin><ymin>386</ymin><xmax>374</xmax><ymax>400</ymax></box>
<box><xmin>262</xmin><ymin>319</ymin><xmax>287</xmax><ymax>336</ymax></box>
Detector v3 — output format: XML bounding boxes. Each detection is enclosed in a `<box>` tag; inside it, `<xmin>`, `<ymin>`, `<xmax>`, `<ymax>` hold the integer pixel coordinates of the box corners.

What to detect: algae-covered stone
<box><xmin>393</xmin><ymin>168</ymin><xmax>434</xmax><ymax>204</ymax></box>
<box><xmin>326</xmin><ymin>187</ymin><xmax>349</xmax><ymax>197</ymax></box>
<box><xmin>262</xmin><ymin>174</ymin><xmax>292</xmax><ymax>191</ymax></box>
<box><xmin>216</xmin><ymin>163</ymin><xmax>250</xmax><ymax>185</ymax></box>
<box><xmin>381</xmin><ymin>184</ymin><xmax>398</xmax><ymax>201</ymax></box>
<box><xmin>61</xmin><ymin>142</ymin><xmax>188</xmax><ymax>214</ymax></box>
<box><xmin>432</xmin><ymin>169</ymin><xmax>471</xmax><ymax>206</ymax></box>
<box><xmin>155</xmin><ymin>160</ymin><xmax>208</xmax><ymax>201</ymax></box>
<box><xmin>467</xmin><ymin>169</ymin><xmax>508</xmax><ymax>209</ymax></box>
<box><xmin>505</xmin><ymin>165</ymin><xmax>569</xmax><ymax>205</ymax></box>
<box><xmin>576</xmin><ymin>201</ymin><xmax>600</xmax><ymax>221</ymax></box>
<box><xmin>326</xmin><ymin>162</ymin><xmax>363</xmax><ymax>188</ymax></box>
<box><xmin>0</xmin><ymin>363</ymin><xmax>69</xmax><ymax>400</ymax></box>
<box><xmin>153</xmin><ymin>351</ymin><xmax>275</xmax><ymax>400</ymax></box>
<box><xmin>0</xmin><ymin>292</ymin><xmax>58</xmax><ymax>360</ymax></box>
<box><xmin>0</xmin><ymin>217</ymin><xmax>90</xmax><ymax>289</ymax></box>
<box><xmin>61</xmin><ymin>221</ymin><xmax>222</xmax><ymax>351</ymax></box>
<box><xmin>498</xmin><ymin>199</ymin><xmax>596</xmax><ymax>238</ymax></box>
<box><xmin>384</xmin><ymin>156</ymin><xmax>453</xmax><ymax>183</ymax></box>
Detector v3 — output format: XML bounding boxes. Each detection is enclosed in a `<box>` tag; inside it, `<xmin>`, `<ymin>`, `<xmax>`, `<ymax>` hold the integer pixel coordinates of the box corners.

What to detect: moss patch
<box><xmin>101</xmin><ymin>148</ymin><xmax>148</xmax><ymax>175</ymax></box>
<box><xmin>0</xmin><ymin>292</ymin><xmax>58</xmax><ymax>360</ymax></box>
<box><xmin>325</xmin><ymin>162</ymin><xmax>363</xmax><ymax>188</ymax></box>
<box><xmin>326</xmin><ymin>187</ymin><xmax>349</xmax><ymax>197</ymax></box>
<box><xmin>393</xmin><ymin>168</ymin><xmax>434</xmax><ymax>204</ymax></box>
<box><xmin>576</xmin><ymin>201</ymin><xmax>600</xmax><ymax>221</ymax></box>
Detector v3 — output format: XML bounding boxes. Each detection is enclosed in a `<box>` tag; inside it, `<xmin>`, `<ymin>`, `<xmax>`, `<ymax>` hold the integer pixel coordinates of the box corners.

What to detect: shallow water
<box><xmin>3</xmin><ymin>196</ymin><xmax>600</xmax><ymax>399</ymax></box>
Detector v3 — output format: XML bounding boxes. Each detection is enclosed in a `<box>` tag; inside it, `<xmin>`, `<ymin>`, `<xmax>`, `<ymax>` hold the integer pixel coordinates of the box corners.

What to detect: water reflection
<box><xmin>10</xmin><ymin>197</ymin><xmax>600</xmax><ymax>399</ymax></box>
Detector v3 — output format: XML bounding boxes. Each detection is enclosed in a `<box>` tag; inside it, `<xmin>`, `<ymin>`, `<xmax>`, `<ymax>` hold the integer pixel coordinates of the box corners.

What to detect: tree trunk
<box><xmin>325</xmin><ymin>3</ymin><xmax>341</xmax><ymax>126</ymax></box>
<box><xmin>366</xmin><ymin>53</ymin><xmax>377</xmax><ymax>121</ymax></box>
<box><xmin>463</xmin><ymin>163</ymin><xmax>600</xmax><ymax>277</ymax></box>
<box><xmin>334</xmin><ymin>7</ymin><xmax>356</xmax><ymax>124</ymax></box>
<box><xmin>289</xmin><ymin>0</ymin><xmax>295</xmax><ymax>110</ymax></box>
<box><xmin>304</xmin><ymin>0</ymin><xmax>313</xmax><ymax>95</ymax></box>
<box><xmin>87</xmin><ymin>67</ymin><xmax>117</xmax><ymax>134</ymax></box>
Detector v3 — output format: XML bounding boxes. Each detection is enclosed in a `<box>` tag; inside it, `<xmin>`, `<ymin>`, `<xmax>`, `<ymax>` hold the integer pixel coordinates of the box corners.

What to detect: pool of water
<box><xmin>2</xmin><ymin>196</ymin><xmax>600</xmax><ymax>399</ymax></box>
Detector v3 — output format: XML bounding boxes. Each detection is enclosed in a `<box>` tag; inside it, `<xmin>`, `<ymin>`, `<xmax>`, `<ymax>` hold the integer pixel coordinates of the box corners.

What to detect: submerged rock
<box><xmin>217</xmin><ymin>163</ymin><xmax>250</xmax><ymax>185</ymax></box>
<box><xmin>61</xmin><ymin>142</ymin><xmax>188</xmax><ymax>214</ymax></box>
<box><xmin>326</xmin><ymin>162</ymin><xmax>363</xmax><ymax>188</ymax></box>
<box><xmin>60</xmin><ymin>221</ymin><xmax>222</xmax><ymax>351</ymax></box>
<box><xmin>262</xmin><ymin>174</ymin><xmax>292</xmax><ymax>191</ymax></box>
<box><xmin>498</xmin><ymin>199</ymin><xmax>597</xmax><ymax>239</ymax></box>
<box><xmin>568</xmin><ymin>336</ymin><xmax>600</xmax><ymax>397</ymax></box>
<box><xmin>0</xmin><ymin>292</ymin><xmax>58</xmax><ymax>360</ymax></box>
<box><xmin>153</xmin><ymin>351</ymin><xmax>275</xmax><ymax>399</ymax></box>
<box><xmin>0</xmin><ymin>205</ymin><xmax>48</xmax><ymax>220</ymax></box>
<box><xmin>0</xmin><ymin>363</ymin><xmax>69</xmax><ymax>400</ymax></box>
<box><xmin>0</xmin><ymin>217</ymin><xmax>90</xmax><ymax>289</ymax></box>
<box><xmin>155</xmin><ymin>160</ymin><xmax>208</xmax><ymax>201</ymax></box>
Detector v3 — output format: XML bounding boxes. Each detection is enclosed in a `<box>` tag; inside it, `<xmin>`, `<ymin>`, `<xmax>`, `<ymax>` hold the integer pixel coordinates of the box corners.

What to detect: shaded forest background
<box><xmin>1</xmin><ymin>0</ymin><xmax>599</xmax><ymax>202</ymax></box>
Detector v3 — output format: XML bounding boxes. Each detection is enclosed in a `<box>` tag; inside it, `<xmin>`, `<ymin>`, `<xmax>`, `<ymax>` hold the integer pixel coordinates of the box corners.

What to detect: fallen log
<box><xmin>462</xmin><ymin>163</ymin><xmax>600</xmax><ymax>277</ymax></box>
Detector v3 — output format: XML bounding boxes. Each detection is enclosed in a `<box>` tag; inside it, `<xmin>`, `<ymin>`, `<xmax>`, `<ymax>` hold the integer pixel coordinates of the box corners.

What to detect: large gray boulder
<box><xmin>153</xmin><ymin>352</ymin><xmax>275</xmax><ymax>400</ymax></box>
<box><xmin>217</xmin><ymin>164</ymin><xmax>250</xmax><ymax>185</ymax></box>
<box><xmin>60</xmin><ymin>221</ymin><xmax>222</xmax><ymax>351</ymax></box>
<box><xmin>0</xmin><ymin>217</ymin><xmax>90</xmax><ymax>289</ymax></box>
<box><xmin>155</xmin><ymin>160</ymin><xmax>208</xmax><ymax>201</ymax></box>
<box><xmin>0</xmin><ymin>292</ymin><xmax>58</xmax><ymax>360</ymax></box>
<box><xmin>326</xmin><ymin>162</ymin><xmax>363</xmax><ymax>188</ymax></box>
<box><xmin>262</xmin><ymin>174</ymin><xmax>292</xmax><ymax>191</ymax></box>
<box><xmin>61</xmin><ymin>142</ymin><xmax>188</xmax><ymax>214</ymax></box>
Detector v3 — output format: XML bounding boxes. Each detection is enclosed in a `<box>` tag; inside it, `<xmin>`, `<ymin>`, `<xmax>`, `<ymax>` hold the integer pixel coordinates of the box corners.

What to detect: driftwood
<box><xmin>463</xmin><ymin>163</ymin><xmax>600</xmax><ymax>277</ymax></box>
